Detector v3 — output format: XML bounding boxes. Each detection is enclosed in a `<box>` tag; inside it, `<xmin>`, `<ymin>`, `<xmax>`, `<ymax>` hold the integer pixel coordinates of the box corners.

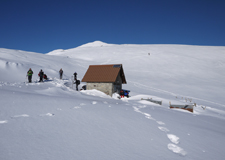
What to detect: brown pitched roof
<box><xmin>82</xmin><ymin>64</ymin><xmax>126</xmax><ymax>84</ymax></box>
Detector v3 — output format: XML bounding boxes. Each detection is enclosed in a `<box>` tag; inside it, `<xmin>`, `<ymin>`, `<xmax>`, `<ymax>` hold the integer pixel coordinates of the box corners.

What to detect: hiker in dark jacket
<box><xmin>38</xmin><ymin>69</ymin><xmax>44</xmax><ymax>82</ymax></box>
<box><xmin>73</xmin><ymin>72</ymin><xmax>77</xmax><ymax>81</ymax></box>
<box><xmin>27</xmin><ymin>68</ymin><xmax>33</xmax><ymax>83</ymax></box>
<box><xmin>59</xmin><ymin>68</ymin><xmax>63</xmax><ymax>79</ymax></box>
<box><xmin>75</xmin><ymin>79</ymin><xmax>80</xmax><ymax>91</ymax></box>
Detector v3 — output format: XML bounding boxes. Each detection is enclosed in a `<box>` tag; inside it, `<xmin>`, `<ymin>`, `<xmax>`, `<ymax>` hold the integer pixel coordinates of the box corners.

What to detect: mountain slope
<box><xmin>46</xmin><ymin>41</ymin><xmax>225</xmax><ymax>107</ymax></box>
<box><xmin>0</xmin><ymin>42</ymin><xmax>225</xmax><ymax>160</ymax></box>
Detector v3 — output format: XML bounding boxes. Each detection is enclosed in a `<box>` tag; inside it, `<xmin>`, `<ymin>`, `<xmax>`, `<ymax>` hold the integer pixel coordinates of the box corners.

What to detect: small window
<box><xmin>113</xmin><ymin>65</ymin><xmax>121</xmax><ymax>68</ymax></box>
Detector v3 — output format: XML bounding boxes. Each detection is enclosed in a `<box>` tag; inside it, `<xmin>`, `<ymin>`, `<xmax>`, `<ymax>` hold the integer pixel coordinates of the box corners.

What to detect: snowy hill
<box><xmin>76</xmin><ymin>40</ymin><xmax>114</xmax><ymax>48</ymax></box>
<box><xmin>0</xmin><ymin>41</ymin><xmax>225</xmax><ymax>160</ymax></box>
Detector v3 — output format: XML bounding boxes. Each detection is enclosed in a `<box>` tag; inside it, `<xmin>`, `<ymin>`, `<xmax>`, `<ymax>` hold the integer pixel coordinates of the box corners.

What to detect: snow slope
<box><xmin>0</xmin><ymin>41</ymin><xmax>225</xmax><ymax>160</ymax></box>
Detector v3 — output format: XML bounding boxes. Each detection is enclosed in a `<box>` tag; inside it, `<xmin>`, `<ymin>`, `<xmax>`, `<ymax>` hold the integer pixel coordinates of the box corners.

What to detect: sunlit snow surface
<box><xmin>0</xmin><ymin>41</ymin><xmax>225</xmax><ymax>160</ymax></box>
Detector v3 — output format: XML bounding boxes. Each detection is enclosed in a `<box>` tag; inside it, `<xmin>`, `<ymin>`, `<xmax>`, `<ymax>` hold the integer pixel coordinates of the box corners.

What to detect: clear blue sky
<box><xmin>0</xmin><ymin>0</ymin><xmax>225</xmax><ymax>53</ymax></box>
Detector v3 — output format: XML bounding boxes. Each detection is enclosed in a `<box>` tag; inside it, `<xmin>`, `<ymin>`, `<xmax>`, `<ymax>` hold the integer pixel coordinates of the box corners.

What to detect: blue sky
<box><xmin>0</xmin><ymin>0</ymin><xmax>225</xmax><ymax>53</ymax></box>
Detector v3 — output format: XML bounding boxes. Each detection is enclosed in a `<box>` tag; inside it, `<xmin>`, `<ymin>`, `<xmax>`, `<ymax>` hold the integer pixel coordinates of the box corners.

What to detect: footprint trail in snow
<box><xmin>0</xmin><ymin>120</ymin><xmax>8</xmax><ymax>124</ymax></box>
<box><xmin>11</xmin><ymin>114</ymin><xmax>30</xmax><ymax>118</ymax></box>
<box><xmin>133</xmin><ymin>105</ymin><xmax>187</xmax><ymax>156</ymax></box>
<box><xmin>40</xmin><ymin>113</ymin><xmax>55</xmax><ymax>117</ymax></box>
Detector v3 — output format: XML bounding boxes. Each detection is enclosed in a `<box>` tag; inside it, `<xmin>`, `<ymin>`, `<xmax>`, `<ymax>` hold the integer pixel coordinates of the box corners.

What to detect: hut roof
<box><xmin>82</xmin><ymin>64</ymin><xmax>126</xmax><ymax>84</ymax></box>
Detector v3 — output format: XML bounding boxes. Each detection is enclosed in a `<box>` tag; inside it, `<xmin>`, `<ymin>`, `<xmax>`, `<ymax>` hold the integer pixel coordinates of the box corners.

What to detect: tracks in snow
<box><xmin>133</xmin><ymin>105</ymin><xmax>187</xmax><ymax>156</ymax></box>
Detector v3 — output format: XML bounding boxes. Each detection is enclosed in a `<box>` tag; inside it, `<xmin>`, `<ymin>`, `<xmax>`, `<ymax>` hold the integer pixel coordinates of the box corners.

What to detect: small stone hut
<box><xmin>82</xmin><ymin>64</ymin><xmax>127</xmax><ymax>96</ymax></box>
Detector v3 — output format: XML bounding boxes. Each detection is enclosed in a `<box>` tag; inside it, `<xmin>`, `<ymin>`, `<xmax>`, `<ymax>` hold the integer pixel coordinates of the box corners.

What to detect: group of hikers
<box><xmin>120</xmin><ymin>90</ymin><xmax>129</xmax><ymax>98</ymax></box>
<box><xmin>27</xmin><ymin>68</ymin><xmax>49</xmax><ymax>83</ymax></box>
<box><xmin>27</xmin><ymin>68</ymin><xmax>80</xmax><ymax>91</ymax></box>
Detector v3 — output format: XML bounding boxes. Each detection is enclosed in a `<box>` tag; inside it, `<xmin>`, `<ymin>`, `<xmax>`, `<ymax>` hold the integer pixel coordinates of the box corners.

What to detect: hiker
<box><xmin>59</xmin><ymin>68</ymin><xmax>63</xmax><ymax>79</ymax></box>
<box><xmin>120</xmin><ymin>90</ymin><xmax>124</xmax><ymax>98</ymax></box>
<box><xmin>38</xmin><ymin>69</ymin><xmax>44</xmax><ymax>82</ymax></box>
<box><xmin>73</xmin><ymin>72</ymin><xmax>77</xmax><ymax>81</ymax></box>
<box><xmin>27</xmin><ymin>68</ymin><xmax>33</xmax><ymax>83</ymax></box>
<box><xmin>124</xmin><ymin>91</ymin><xmax>129</xmax><ymax>98</ymax></box>
<box><xmin>75</xmin><ymin>79</ymin><xmax>80</xmax><ymax>91</ymax></box>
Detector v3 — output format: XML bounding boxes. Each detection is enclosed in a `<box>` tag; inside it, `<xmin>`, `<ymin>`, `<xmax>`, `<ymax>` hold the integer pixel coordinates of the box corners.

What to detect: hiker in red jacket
<box><xmin>120</xmin><ymin>90</ymin><xmax>124</xmax><ymax>98</ymax></box>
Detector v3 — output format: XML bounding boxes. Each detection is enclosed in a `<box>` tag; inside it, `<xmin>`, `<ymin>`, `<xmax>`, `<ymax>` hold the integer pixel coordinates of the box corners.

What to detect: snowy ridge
<box><xmin>46</xmin><ymin>41</ymin><xmax>115</xmax><ymax>56</ymax></box>
<box><xmin>1</xmin><ymin>42</ymin><xmax>225</xmax><ymax>160</ymax></box>
<box><xmin>76</xmin><ymin>40</ymin><xmax>114</xmax><ymax>48</ymax></box>
<box><xmin>47</xmin><ymin>49</ymin><xmax>65</xmax><ymax>55</ymax></box>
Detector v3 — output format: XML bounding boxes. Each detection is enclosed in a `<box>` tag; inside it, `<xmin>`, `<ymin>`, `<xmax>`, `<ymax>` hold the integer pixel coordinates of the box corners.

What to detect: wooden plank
<box><xmin>141</xmin><ymin>98</ymin><xmax>162</xmax><ymax>105</ymax></box>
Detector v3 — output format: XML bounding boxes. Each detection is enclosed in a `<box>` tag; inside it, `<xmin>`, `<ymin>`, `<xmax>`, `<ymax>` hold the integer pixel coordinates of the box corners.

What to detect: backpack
<box><xmin>76</xmin><ymin>80</ymin><xmax>80</xmax><ymax>85</ymax></box>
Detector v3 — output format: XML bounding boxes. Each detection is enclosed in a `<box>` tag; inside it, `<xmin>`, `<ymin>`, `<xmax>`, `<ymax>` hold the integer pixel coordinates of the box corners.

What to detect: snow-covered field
<box><xmin>0</xmin><ymin>41</ymin><xmax>225</xmax><ymax>160</ymax></box>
